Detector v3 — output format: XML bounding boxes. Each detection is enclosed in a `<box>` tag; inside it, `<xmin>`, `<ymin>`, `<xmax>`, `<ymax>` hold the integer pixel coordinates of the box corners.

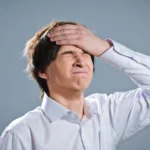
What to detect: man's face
<box><xmin>42</xmin><ymin>45</ymin><xmax>93</xmax><ymax>92</ymax></box>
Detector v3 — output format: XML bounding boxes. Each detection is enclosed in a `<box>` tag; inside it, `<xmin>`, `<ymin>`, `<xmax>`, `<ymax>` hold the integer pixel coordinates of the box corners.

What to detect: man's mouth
<box><xmin>73</xmin><ymin>71</ymin><xmax>87</xmax><ymax>74</ymax></box>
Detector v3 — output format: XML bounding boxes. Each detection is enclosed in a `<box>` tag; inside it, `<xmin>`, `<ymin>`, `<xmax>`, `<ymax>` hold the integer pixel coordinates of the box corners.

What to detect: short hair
<box><xmin>24</xmin><ymin>21</ymin><xmax>95</xmax><ymax>99</ymax></box>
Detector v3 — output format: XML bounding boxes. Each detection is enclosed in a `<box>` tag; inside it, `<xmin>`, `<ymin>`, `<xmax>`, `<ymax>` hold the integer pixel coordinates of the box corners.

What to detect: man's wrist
<box><xmin>97</xmin><ymin>39</ymin><xmax>113</xmax><ymax>57</ymax></box>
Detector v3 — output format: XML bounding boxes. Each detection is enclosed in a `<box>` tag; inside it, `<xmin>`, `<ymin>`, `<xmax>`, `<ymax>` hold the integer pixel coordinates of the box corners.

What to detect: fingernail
<box><xmin>56</xmin><ymin>41</ymin><xmax>60</xmax><ymax>44</ymax></box>
<box><xmin>48</xmin><ymin>33</ymin><xmax>51</xmax><ymax>37</ymax></box>
<box><xmin>50</xmin><ymin>37</ymin><xmax>54</xmax><ymax>41</ymax></box>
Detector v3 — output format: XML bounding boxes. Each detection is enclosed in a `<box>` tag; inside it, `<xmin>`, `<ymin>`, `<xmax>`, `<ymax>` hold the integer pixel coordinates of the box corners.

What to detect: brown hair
<box><xmin>24</xmin><ymin>21</ymin><xmax>95</xmax><ymax>99</ymax></box>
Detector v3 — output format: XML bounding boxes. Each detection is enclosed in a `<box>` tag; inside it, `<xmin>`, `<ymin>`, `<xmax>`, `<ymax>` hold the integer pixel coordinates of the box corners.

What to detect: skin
<box><xmin>39</xmin><ymin>24</ymin><xmax>112</xmax><ymax>120</ymax></box>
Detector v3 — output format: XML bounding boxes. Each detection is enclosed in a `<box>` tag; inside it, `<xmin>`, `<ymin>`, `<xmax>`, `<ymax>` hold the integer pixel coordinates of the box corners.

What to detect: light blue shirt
<box><xmin>0</xmin><ymin>40</ymin><xmax>150</xmax><ymax>150</ymax></box>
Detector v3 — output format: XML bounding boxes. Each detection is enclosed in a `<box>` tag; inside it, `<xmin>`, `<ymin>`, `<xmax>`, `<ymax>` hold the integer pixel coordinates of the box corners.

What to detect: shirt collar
<box><xmin>41</xmin><ymin>93</ymin><xmax>96</xmax><ymax>122</ymax></box>
<box><xmin>41</xmin><ymin>93</ymin><xmax>69</xmax><ymax>122</ymax></box>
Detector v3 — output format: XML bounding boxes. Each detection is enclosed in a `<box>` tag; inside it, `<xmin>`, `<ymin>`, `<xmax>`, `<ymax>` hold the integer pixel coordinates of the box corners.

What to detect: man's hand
<box><xmin>48</xmin><ymin>24</ymin><xmax>112</xmax><ymax>57</ymax></box>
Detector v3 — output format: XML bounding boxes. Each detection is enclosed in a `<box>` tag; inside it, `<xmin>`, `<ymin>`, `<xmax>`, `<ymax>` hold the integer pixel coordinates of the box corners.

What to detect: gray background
<box><xmin>0</xmin><ymin>0</ymin><xmax>150</xmax><ymax>150</ymax></box>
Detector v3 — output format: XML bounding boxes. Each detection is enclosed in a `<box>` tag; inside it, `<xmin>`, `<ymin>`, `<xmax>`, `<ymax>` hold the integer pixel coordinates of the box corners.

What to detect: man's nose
<box><xmin>73</xmin><ymin>55</ymin><xmax>86</xmax><ymax>68</ymax></box>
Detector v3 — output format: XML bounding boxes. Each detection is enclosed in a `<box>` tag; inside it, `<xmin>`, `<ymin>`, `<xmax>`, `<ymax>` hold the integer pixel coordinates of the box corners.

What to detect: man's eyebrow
<box><xmin>60</xmin><ymin>50</ymin><xmax>90</xmax><ymax>55</ymax></box>
<box><xmin>60</xmin><ymin>50</ymin><xmax>74</xmax><ymax>55</ymax></box>
<box><xmin>82</xmin><ymin>50</ymin><xmax>88</xmax><ymax>53</ymax></box>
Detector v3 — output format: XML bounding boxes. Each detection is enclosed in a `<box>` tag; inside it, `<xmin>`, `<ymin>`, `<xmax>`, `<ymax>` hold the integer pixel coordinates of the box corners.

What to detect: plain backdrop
<box><xmin>0</xmin><ymin>0</ymin><xmax>150</xmax><ymax>150</ymax></box>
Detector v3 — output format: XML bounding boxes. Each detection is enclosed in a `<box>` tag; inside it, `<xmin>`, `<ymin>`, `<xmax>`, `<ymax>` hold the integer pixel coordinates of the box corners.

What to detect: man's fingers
<box><xmin>47</xmin><ymin>23</ymin><xmax>89</xmax><ymax>47</ymax></box>
<box><xmin>49</xmin><ymin>28</ymin><xmax>77</xmax><ymax>37</ymax></box>
<box><xmin>49</xmin><ymin>24</ymin><xmax>87</xmax><ymax>37</ymax></box>
<box><xmin>53</xmin><ymin>24</ymin><xmax>80</xmax><ymax>32</ymax></box>
<box><xmin>50</xmin><ymin>32</ymin><xmax>82</xmax><ymax>42</ymax></box>
<box><xmin>56</xmin><ymin>39</ymin><xmax>78</xmax><ymax>45</ymax></box>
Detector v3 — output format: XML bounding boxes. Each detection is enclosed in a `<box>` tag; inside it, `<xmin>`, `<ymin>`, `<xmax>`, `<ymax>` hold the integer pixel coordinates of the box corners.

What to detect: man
<box><xmin>0</xmin><ymin>21</ymin><xmax>150</xmax><ymax>150</ymax></box>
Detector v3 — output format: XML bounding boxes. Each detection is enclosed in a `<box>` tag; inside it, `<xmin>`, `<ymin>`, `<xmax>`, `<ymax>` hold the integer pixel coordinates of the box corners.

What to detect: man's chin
<box><xmin>68</xmin><ymin>79</ymin><xmax>91</xmax><ymax>91</ymax></box>
<box><xmin>71</xmin><ymin>84</ymin><xmax>89</xmax><ymax>92</ymax></box>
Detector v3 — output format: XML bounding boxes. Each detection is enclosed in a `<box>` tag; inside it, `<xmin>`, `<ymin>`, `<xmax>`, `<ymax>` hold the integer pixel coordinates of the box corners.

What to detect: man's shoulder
<box><xmin>85</xmin><ymin>93</ymin><xmax>110</xmax><ymax>113</ymax></box>
<box><xmin>85</xmin><ymin>92</ymin><xmax>108</xmax><ymax>104</ymax></box>
<box><xmin>1</xmin><ymin>107</ymin><xmax>45</xmax><ymax>138</ymax></box>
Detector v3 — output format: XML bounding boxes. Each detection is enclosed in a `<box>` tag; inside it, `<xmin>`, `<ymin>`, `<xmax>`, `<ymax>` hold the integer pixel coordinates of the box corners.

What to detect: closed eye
<box><xmin>61</xmin><ymin>51</ymin><xmax>73</xmax><ymax>55</ymax></box>
<box><xmin>61</xmin><ymin>50</ymin><xmax>90</xmax><ymax>56</ymax></box>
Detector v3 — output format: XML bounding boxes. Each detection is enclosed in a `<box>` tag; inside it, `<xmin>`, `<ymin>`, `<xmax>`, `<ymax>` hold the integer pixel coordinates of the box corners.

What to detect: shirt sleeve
<box><xmin>0</xmin><ymin>131</ymin><xmax>27</xmax><ymax>150</ymax></box>
<box><xmin>99</xmin><ymin>39</ymin><xmax>150</xmax><ymax>144</ymax></box>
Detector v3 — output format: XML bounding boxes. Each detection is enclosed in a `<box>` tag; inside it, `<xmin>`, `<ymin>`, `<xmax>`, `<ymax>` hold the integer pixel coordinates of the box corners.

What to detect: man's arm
<box><xmin>99</xmin><ymin>40</ymin><xmax>150</xmax><ymax>144</ymax></box>
<box><xmin>100</xmin><ymin>39</ymin><xmax>150</xmax><ymax>92</ymax></box>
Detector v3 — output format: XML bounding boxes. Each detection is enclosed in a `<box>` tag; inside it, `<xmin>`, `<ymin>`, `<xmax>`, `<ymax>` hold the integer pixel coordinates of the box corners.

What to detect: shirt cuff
<box><xmin>99</xmin><ymin>39</ymin><xmax>135</xmax><ymax>69</ymax></box>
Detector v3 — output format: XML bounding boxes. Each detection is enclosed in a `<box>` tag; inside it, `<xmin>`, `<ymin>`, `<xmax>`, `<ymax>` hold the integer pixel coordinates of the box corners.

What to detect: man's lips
<box><xmin>73</xmin><ymin>71</ymin><xmax>88</xmax><ymax>74</ymax></box>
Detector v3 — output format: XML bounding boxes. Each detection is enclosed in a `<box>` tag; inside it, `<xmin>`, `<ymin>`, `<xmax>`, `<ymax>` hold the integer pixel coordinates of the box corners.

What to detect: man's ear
<box><xmin>38</xmin><ymin>72</ymin><xmax>48</xmax><ymax>80</ymax></box>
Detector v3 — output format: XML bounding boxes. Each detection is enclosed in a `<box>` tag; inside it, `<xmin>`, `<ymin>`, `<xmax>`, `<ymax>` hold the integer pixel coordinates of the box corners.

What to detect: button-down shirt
<box><xmin>0</xmin><ymin>40</ymin><xmax>150</xmax><ymax>150</ymax></box>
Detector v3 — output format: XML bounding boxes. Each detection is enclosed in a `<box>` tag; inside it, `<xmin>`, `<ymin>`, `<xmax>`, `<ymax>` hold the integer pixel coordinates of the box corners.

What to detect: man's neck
<box><xmin>49</xmin><ymin>88</ymin><xmax>85</xmax><ymax>120</ymax></box>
